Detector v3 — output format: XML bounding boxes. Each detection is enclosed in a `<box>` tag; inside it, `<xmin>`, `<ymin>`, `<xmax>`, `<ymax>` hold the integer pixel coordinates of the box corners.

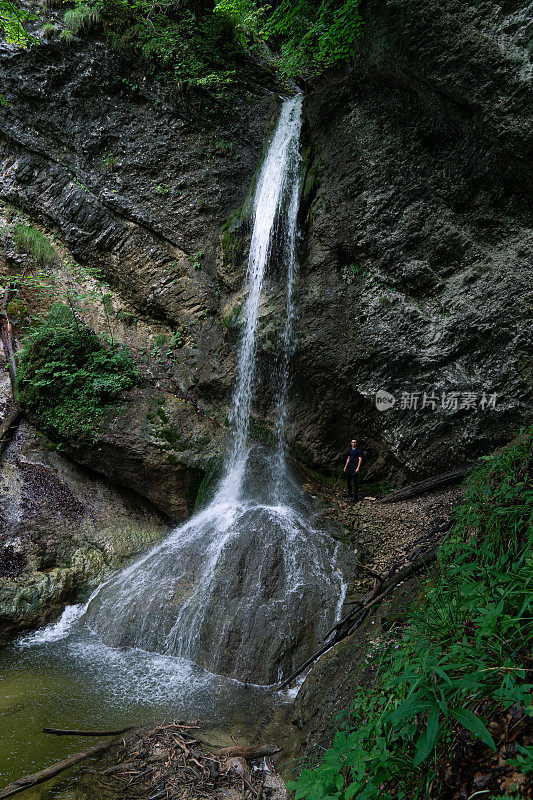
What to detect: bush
<box><xmin>59</xmin><ymin>0</ymin><xmax>365</xmax><ymax>88</ymax></box>
<box><xmin>290</xmin><ymin>430</ymin><xmax>533</xmax><ymax>800</ymax></box>
<box><xmin>17</xmin><ymin>303</ymin><xmax>138</xmax><ymax>437</ymax></box>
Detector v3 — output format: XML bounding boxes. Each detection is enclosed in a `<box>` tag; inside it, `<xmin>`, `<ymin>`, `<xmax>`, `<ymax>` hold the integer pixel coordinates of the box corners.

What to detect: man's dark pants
<box><xmin>346</xmin><ymin>470</ymin><xmax>359</xmax><ymax>501</ymax></box>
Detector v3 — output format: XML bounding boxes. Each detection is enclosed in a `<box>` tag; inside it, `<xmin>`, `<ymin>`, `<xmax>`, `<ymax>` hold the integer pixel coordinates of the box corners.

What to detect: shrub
<box><xmin>290</xmin><ymin>430</ymin><xmax>533</xmax><ymax>800</ymax></box>
<box><xmin>17</xmin><ymin>303</ymin><xmax>138</xmax><ymax>437</ymax></box>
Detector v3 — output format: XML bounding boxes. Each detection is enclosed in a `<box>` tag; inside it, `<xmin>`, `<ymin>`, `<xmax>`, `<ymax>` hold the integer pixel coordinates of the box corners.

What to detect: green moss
<box><xmin>156</xmin><ymin>406</ymin><xmax>169</xmax><ymax>424</ymax></box>
<box><xmin>160</xmin><ymin>428</ymin><xmax>180</xmax><ymax>447</ymax></box>
<box><xmin>248</xmin><ymin>417</ymin><xmax>275</xmax><ymax>446</ymax></box>
<box><xmin>194</xmin><ymin>458</ymin><xmax>223</xmax><ymax>510</ymax></box>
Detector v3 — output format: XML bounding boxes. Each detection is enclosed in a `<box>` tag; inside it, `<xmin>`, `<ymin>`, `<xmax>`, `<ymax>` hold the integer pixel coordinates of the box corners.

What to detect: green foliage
<box><xmin>264</xmin><ymin>0</ymin><xmax>364</xmax><ymax>78</ymax></box>
<box><xmin>117</xmin><ymin>308</ymin><xmax>137</xmax><ymax>326</ymax></box>
<box><xmin>290</xmin><ymin>430</ymin><xmax>533</xmax><ymax>800</ymax></box>
<box><xmin>17</xmin><ymin>303</ymin><xmax>138</xmax><ymax>437</ymax></box>
<box><xmin>191</xmin><ymin>250</ymin><xmax>204</xmax><ymax>270</ymax></box>
<box><xmin>59</xmin><ymin>28</ymin><xmax>75</xmax><ymax>43</ymax></box>
<box><xmin>13</xmin><ymin>224</ymin><xmax>60</xmax><ymax>266</ymax></box>
<box><xmin>59</xmin><ymin>0</ymin><xmax>365</xmax><ymax>88</ymax></box>
<box><xmin>61</xmin><ymin>0</ymin><xmax>247</xmax><ymax>94</ymax></box>
<box><xmin>101</xmin><ymin>153</ymin><xmax>118</xmax><ymax>172</ymax></box>
<box><xmin>0</xmin><ymin>0</ymin><xmax>35</xmax><ymax>48</ymax></box>
<box><xmin>63</xmin><ymin>2</ymin><xmax>101</xmax><ymax>34</ymax></box>
<box><xmin>40</xmin><ymin>22</ymin><xmax>56</xmax><ymax>38</ymax></box>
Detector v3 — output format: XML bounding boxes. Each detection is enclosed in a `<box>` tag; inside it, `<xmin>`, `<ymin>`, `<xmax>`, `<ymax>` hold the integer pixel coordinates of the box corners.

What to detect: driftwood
<box><xmin>212</xmin><ymin>744</ymin><xmax>281</xmax><ymax>761</ymax></box>
<box><xmin>277</xmin><ymin>521</ymin><xmax>453</xmax><ymax>689</ymax></box>
<box><xmin>187</xmin><ymin>735</ymin><xmax>281</xmax><ymax>761</ymax></box>
<box><xmin>92</xmin><ymin>721</ymin><xmax>279</xmax><ymax>800</ymax></box>
<box><xmin>0</xmin><ymin>739</ymin><xmax>117</xmax><ymax>799</ymax></box>
<box><xmin>382</xmin><ymin>467</ymin><xmax>471</xmax><ymax>503</ymax></box>
<box><xmin>43</xmin><ymin>725</ymin><xmax>136</xmax><ymax>737</ymax></box>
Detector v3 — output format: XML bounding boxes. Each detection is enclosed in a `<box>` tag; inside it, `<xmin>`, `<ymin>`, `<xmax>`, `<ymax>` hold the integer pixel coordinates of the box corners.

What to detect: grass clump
<box><xmin>13</xmin><ymin>224</ymin><xmax>60</xmax><ymax>266</ymax></box>
<box><xmin>63</xmin><ymin>2</ymin><xmax>101</xmax><ymax>34</ymax></box>
<box><xmin>291</xmin><ymin>430</ymin><xmax>533</xmax><ymax>800</ymax></box>
<box><xmin>17</xmin><ymin>303</ymin><xmax>138</xmax><ymax>437</ymax></box>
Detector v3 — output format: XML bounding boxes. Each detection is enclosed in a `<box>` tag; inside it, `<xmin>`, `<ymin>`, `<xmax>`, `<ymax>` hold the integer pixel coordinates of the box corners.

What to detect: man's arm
<box><xmin>356</xmin><ymin>455</ymin><xmax>362</xmax><ymax>473</ymax></box>
<box><xmin>343</xmin><ymin>456</ymin><xmax>350</xmax><ymax>472</ymax></box>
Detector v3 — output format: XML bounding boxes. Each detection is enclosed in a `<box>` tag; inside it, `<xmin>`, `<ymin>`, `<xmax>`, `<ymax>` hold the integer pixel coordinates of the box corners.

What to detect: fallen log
<box><xmin>0</xmin><ymin>406</ymin><xmax>21</xmax><ymax>443</ymax></box>
<box><xmin>231</xmin><ymin>745</ymin><xmax>281</xmax><ymax>760</ymax></box>
<box><xmin>381</xmin><ymin>466</ymin><xmax>472</xmax><ymax>503</ymax></box>
<box><xmin>0</xmin><ymin>299</ymin><xmax>18</xmax><ymax>395</ymax></box>
<box><xmin>0</xmin><ymin>738</ymin><xmax>117</xmax><ymax>799</ymax></box>
<box><xmin>198</xmin><ymin>742</ymin><xmax>281</xmax><ymax>761</ymax></box>
<box><xmin>43</xmin><ymin>725</ymin><xmax>136</xmax><ymax>737</ymax></box>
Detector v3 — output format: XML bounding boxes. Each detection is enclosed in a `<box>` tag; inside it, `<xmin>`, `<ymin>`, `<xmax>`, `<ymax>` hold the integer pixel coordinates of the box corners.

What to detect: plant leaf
<box><xmin>450</xmin><ymin>708</ymin><xmax>496</xmax><ymax>750</ymax></box>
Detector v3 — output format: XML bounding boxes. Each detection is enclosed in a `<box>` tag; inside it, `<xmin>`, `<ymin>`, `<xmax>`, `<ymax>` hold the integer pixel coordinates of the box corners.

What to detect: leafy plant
<box><xmin>0</xmin><ymin>0</ymin><xmax>35</xmax><ymax>48</ymax></box>
<box><xmin>290</xmin><ymin>430</ymin><xmax>533</xmax><ymax>800</ymax></box>
<box><xmin>263</xmin><ymin>0</ymin><xmax>364</xmax><ymax>78</ymax></box>
<box><xmin>191</xmin><ymin>250</ymin><xmax>204</xmax><ymax>270</ymax></box>
<box><xmin>17</xmin><ymin>303</ymin><xmax>138</xmax><ymax>437</ymax></box>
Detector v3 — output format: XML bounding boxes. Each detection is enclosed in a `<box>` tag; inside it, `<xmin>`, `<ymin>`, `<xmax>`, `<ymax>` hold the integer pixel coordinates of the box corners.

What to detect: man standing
<box><xmin>344</xmin><ymin>438</ymin><xmax>363</xmax><ymax>502</ymax></box>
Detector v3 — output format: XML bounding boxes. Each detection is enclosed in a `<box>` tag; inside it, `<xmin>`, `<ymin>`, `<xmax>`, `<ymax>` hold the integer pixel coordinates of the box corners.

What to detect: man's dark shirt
<box><xmin>347</xmin><ymin>448</ymin><xmax>363</xmax><ymax>472</ymax></box>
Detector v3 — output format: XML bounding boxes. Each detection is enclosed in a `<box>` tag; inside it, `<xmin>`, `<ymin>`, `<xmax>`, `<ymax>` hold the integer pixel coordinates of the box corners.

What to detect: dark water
<box><xmin>0</xmin><ymin>629</ymin><xmax>288</xmax><ymax>790</ymax></box>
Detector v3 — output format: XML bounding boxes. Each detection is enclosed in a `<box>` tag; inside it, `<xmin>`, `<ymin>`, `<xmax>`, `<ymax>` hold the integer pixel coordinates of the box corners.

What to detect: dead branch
<box><xmin>43</xmin><ymin>726</ymin><xmax>136</xmax><ymax>737</ymax></box>
<box><xmin>0</xmin><ymin>739</ymin><xmax>117</xmax><ymax>799</ymax></box>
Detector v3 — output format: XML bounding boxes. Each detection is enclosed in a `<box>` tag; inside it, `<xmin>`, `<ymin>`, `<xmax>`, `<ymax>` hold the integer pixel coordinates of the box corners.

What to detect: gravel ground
<box><xmin>304</xmin><ymin>478</ymin><xmax>463</xmax><ymax>598</ymax></box>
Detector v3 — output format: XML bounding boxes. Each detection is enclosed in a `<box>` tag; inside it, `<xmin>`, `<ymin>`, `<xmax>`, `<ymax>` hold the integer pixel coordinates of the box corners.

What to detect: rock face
<box><xmin>1</xmin><ymin>1</ymin><xmax>530</xmax><ymax>488</ymax></box>
<box><xmin>0</xmin><ymin>35</ymin><xmax>278</xmax><ymax>407</ymax></box>
<box><xmin>0</xmin><ymin>420</ymin><xmax>170</xmax><ymax>636</ymax></box>
<box><xmin>0</xmin><ymin>2</ymin><xmax>531</xmax><ymax>525</ymax></box>
<box><xmin>288</xmin><ymin>0</ymin><xmax>533</xmax><ymax>477</ymax></box>
<box><xmin>57</xmin><ymin>386</ymin><xmax>227</xmax><ymax>520</ymax></box>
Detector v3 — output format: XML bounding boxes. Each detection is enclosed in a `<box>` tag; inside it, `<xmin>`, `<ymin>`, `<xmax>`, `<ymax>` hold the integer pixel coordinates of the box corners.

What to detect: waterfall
<box><xmin>220</xmin><ymin>94</ymin><xmax>303</xmax><ymax>502</ymax></box>
<box><xmin>33</xmin><ymin>96</ymin><xmax>345</xmax><ymax>687</ymax></box>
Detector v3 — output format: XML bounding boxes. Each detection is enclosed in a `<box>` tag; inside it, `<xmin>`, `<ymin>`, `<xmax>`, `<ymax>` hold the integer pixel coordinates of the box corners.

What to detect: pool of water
<box><xmin>0</xmin><ymin>616</ymin><xmax>289</xmax><ymax>795</ymax></box>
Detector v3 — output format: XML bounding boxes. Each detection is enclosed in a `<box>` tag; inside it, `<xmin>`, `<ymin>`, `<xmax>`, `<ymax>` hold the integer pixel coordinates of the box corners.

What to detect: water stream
<box><xmin>1</xmin><ymin>95</ymin><xmax>346</xmax><ymax>788</ymax></box>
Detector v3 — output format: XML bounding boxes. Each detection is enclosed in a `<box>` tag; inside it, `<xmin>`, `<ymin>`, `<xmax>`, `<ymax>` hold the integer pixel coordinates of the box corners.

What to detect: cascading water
<box><xmin>20</xmin><ymin>96</ymin><xmax>345</xmax><ymax>690</ymax></box>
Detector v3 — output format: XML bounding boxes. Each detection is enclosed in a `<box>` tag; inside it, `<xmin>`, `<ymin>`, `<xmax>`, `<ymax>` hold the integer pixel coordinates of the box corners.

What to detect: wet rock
<box><xmin>0</xmin><ymin>421</ymin><xmax>170</xmax><ymax>636</ymax></box>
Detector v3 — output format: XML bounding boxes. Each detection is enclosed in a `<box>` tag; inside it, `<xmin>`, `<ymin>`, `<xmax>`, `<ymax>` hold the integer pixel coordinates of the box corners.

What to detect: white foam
<box><xmin>17</xmin><ymin>603</ymin><xmax>86</xmax><ymax>647</ymax></box>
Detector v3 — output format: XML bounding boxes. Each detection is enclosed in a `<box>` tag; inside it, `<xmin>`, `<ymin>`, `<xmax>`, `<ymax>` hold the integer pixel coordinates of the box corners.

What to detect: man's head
<box><xmin>351</xmin><ymin>439</ymin><xmax>357</xmax><ymax>447</ymax></box>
